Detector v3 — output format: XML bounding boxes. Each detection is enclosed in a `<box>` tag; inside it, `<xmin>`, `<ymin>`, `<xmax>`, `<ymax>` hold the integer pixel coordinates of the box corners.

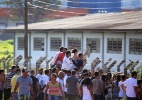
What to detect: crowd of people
<box><xmin>0</xmin><ymin>46</ymin><xmax>142</xmax><ymax>100</ymax></box>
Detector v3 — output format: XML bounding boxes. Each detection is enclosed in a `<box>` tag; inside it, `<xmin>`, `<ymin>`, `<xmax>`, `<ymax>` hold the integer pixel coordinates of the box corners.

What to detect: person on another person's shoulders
<box><xmin>62</xmin><ymin>51</ymin><xmax>72</xmax><ymax>70</ymax></box>
<box><xmin>54</xmin><ymin>47</ymin><xmax>67</xmax><ymax>65</ymax></box>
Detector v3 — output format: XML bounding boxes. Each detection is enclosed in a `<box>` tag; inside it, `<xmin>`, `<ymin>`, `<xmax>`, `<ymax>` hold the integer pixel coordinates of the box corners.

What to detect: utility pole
<box><xmin>24</xmin><ymin>0</ymin><xmax>28</xmax><ymax>63</ymax></box>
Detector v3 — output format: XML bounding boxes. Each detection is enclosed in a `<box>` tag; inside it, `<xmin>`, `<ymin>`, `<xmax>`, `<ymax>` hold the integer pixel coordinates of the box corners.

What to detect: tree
<box><xmin>3</xmin><ymin>0</ymin><xmax>61</xmax><ymax>22</ymax></box>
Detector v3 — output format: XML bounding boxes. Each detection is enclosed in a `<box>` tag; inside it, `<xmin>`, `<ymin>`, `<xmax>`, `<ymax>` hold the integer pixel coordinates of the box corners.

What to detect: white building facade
<box><xmin>6</xmin><ymin>11</ymin><xmax>142</xmax><ymax>72</ymax></box>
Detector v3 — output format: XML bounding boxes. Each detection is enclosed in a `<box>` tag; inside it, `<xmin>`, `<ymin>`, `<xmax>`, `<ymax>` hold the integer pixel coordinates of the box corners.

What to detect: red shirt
<box><xmin>54</xmin><ymin>52</ymin><xmax>65</xmax><ymax>65</ymax></box>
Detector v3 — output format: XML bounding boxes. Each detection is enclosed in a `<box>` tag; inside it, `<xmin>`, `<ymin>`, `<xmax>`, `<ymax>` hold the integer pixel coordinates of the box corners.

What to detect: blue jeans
<box><xmin>48</xmin><ymin>95</ymin><xmax>60</xmax><ymax>100</ymax></box>
<box><xmin>11</xmin><ymin>92</ymin><xmax>18</xmax><ymax>100</ymax></box>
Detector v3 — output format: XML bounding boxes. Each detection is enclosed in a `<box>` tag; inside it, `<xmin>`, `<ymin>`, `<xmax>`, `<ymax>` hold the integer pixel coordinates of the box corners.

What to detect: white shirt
<box><xmin>56</xmin><ymin>78</ymin><xmax>64</xmax><ymax>96</ymax></box>
<box><xmin>62</xmin><ymin>56</ymin><xmax>72</xmax><ymax>70</ymax></box>
<box><xmin>63</xmin><ymin>74</ymin><xmax>68</xmax><ymax>92</ymax></box>
<box><xmin>36</xmin><ymin>74</ymin><xmax>42</xmax><ymax>82</ymax></box>
<box><xmin>124</xmin><ymin>78</ymin><xmax>137</xmax><ymax>97</ymax></box>
<box><xmin>39</xmin><ymin>75</ymin><xmax>50</xmax><ymax>93</ymax></box>
<box><xmin>118</xmin><ymin>81</ymin><xmax>126</xmax><ymax>97</ymax></box>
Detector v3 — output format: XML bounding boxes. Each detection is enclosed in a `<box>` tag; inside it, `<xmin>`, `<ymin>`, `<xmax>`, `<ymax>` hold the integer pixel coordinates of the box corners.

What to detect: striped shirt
<box><xmin>48</xmin><ymin>82</ymin><xmax>60</xmax><ymax>96</ymax></box>
<box><xmin>5</xmin><ymin>72</ymin><xmax>15</xmax><ymax>89</ymax></box>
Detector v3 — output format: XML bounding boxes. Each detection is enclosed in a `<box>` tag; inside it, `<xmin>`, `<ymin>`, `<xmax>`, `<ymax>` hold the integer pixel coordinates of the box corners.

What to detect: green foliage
<box><xmin>0</xmin><ymin>40</ymin><xmax>13</xmax><ymax>58</ymax></box>
<box><xmin>4</xmin><ymin>39</ymin><xmax>14</xmax><ymax>45</ymax></box>
<box><xmin>137</xmin><ymin>63</ymin><xmax>142</xmax><ymax>79</ymax></box>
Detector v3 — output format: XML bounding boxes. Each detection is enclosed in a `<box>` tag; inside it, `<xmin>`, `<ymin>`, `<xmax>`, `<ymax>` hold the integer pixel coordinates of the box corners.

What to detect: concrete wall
<box><xmin>14</xmin><ymin>31</ymin><xmax>142</xmax><ymax>71</ymax></box>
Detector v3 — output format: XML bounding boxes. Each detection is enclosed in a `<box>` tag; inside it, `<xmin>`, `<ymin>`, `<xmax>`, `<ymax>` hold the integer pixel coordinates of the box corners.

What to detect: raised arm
<box><xmin>83</xmin><ymin>46</ymin><xmax>90</xmax><ymax>58</ymax></box>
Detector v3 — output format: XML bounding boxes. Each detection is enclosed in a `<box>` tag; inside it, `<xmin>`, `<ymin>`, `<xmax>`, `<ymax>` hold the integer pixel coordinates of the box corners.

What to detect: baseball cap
<box><xmin>22</xmin><ymin>67</ymin><xmax>28</xmax><ymax>73</ymax></box>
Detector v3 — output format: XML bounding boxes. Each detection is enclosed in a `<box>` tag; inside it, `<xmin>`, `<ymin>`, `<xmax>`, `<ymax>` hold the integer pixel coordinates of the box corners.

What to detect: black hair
<box><xmin>67</xmin><ymin>70</ymin><xmax>71</xmax><ymax>74</ymax></box>
<box><xmin>121</xmin><ymin>75</ymin><xmax>126</xmax><ymax>81</ymax></box>
<box><xmin>81</xmin><ymin>78</ymin><xmax>92</xmax><ymax>86</ymax></box>
<box><xmin>131</xmin><ymin>71</ymin><xmax>137</xmax><ymax>77</ymax></box>
<box><xmin>72</xmin><ymin>48</ymin><xmax>78</xmax><ymax>53</ymax></box>
<box><xmin>116</xmin><ymin>75</ymin><xmax>121</xmax><ymax>86</ymax></box>
<box><xmin>107</xmin><ymin>72</ymin><xmax>112</xmax><ymax>79</ymax></box>
<box><xmin>78</xmin><ymin>53</ymin><xmax>83</xmax><ymax>58</ymax></box>
<box><xmin>11</xmin><ymin>65</ymin><xmax>16</xmax><ymax>70</ymax></box>
<box><xmin>137</xmin><ymin>80</ymin><xmax>142</xmax><ymax>85</ymax></box>
<box><xmin>51</xmin><ymin>73</ymin><xmax>57</xmax><ymax>78</ymax></box>
<box><xmin>16</xmin><ymin>65</ymin><xmax>19</xmax><ymax>69</ymax></box>
<box><xmin>102</xmin><ymin>75</ymin><xmax>106</xmax><ymax>82</ymax></box>
<box><xmin>72</xmin><ymin>70</ymin><xmax>76</xmax><ymax>75</ymax></box>
<box><xmin>16</xmin><ymin>68</ymin><xmax>21</xmax><ymax>74</ymax></box>
<box><xmin>30</xmin><ymin>70</ymin><xmax>35</xmax><ymax>73</ymax></box>
<box><xmin>83</xmin><ymin>73</ymin><xmax>89</xmax><ymax>77</ymax></box>
<box><xmin>66</xmin><ymin>51</ymin><xmax>71</xmax><ymax>55</ymax></box>
<box><xmin>63</xmin><ymin>69</ymin><xmax>67</xmax><ymax>74</ymax></box>
<box><xmin>52</xmin><ymin>68</ymin><xmax>56</xmax><ymax>73</ymax></box>
<box><xmin>45</xmin><ymin>70</ymin><xmax>50</xmax><ymax>75</ymax></box>
<box><xmin>60</xmin><ymin>46</ymin><xmax>64</xmax><ymax>52</ymax></box>
<box><xmin>74</xmin><ymin>67</ymin><xmax>79</xmax><ymax>71</ymax></box>
<box><xmin>83</xmin><ymin>69</ymin><xmax>88</xmax><ymax>74</ymax></box>
<box><xmin>0</xmin><ymin>70</ymin><xmax>4</xmax><ymax>74</ymax></box>
<box><xmin>95</xmin><ymin>72</ymin><xmax>99</xmax><ymax>77</ymax></box>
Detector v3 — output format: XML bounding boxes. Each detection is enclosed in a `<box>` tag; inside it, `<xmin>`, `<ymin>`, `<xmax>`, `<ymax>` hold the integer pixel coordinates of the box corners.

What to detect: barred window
<box><xmin>86</xmin><ymin>38</ymin><xmax>100</xmax><ymax>53</ymax></box>
<box><xmin>18</xmin><ymin>37</ymin><xmax>24</xmax><ymax>50</ymax></box>
<box><xmin>107</xmin><ymin>38</ymin><xmax>122</xmax><ymax>54</ymax></box>
<box><xmin>33</xmin><ymin>37</ymin><xmax>44</xmax><ymax>51</ymax></box>
<box><xmin>129</xmin><ymin>38</ymin><xmax>142</xmax><ymax>55</ymax></box>
<box><xmin>68</xmin><ymin>37</ymin><xmax>81</xmax><ymax>50</ymax></box>
<box><xmin>50</xmin><ymin>37</ymin><xmax>62</xmax><ymax>51</ymax></box>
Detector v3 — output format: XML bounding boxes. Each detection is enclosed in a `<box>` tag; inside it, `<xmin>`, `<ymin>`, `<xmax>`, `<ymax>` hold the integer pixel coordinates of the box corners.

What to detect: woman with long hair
<box><xmin>118</xmin><ymin>75</ymin><xmax>126</xmax><ymax>100</ymax></box>
<box><xmin>112</xmin><ymin>74</ymin><xmax>121</xmax><ymax>100</ymax></box>
<box><xmin>80</xmin><ymin>73</ymin><xmax>93</xmax><ymax>100</ymax></box>
<box><xmin>44</xmin><ymin>73</ymin><xmax>65</xmax><ymax>100</ymax></box>
<box><xmin>105</xmin><ymin>73</ymin><xmax>113</xmax><ymax>100</ymax></box>
<box><xmin>70</xmin><ymin>48</ymin><xmax>79</xmax><ymax>70</ymax></box>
